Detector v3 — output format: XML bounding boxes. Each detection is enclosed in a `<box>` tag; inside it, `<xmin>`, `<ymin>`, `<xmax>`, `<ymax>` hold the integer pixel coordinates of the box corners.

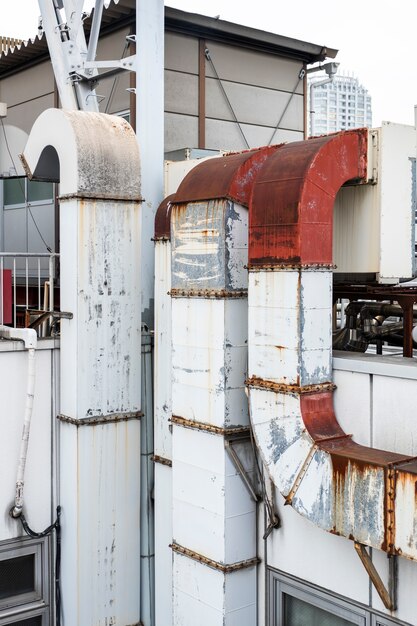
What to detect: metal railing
<box><xmin>0</xmin><ymin>253</ymin><xmax>59</xmax><ymax>332</ymax></box>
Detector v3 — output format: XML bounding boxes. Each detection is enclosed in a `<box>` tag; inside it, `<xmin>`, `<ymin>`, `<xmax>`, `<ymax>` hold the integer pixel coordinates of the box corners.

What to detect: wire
<box><xmin>205</xmin><ymin>47</ymin><xmax>250</xmax><ymax>150</ymax></box>
<box><xmin>0</xmin><ymin>119</ymin><xmax>52</xmax><ymax>252</ymax></box>
<box><xmin>267</xmin><ymin>68</ymin><xmax>305</xmax><ymax>146</ymax></box>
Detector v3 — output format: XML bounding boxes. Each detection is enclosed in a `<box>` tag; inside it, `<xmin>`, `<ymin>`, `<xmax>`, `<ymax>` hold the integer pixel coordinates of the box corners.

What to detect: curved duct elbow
<box><xmin>247</xmin><ymin>129</ymin><xmax>417</xmax><ymax>560</ymax></box>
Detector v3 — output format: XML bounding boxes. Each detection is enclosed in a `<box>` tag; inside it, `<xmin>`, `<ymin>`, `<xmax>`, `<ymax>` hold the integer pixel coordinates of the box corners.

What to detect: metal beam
<box><xmin>354</xmin><ymin>542</ymin><xmax>395</xmax><ymax>611</ymax></box>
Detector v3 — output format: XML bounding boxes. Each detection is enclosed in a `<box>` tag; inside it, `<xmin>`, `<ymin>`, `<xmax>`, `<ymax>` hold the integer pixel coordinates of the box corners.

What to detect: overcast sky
<box><xmin>1</xmin><ymin>0</ymin><xmax>416</xmax><ymax>127</ymax></box>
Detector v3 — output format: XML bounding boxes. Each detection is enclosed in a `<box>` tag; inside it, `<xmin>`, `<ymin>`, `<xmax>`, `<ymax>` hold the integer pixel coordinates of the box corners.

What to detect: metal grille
<box><xmin>0</xmin><ymin>253</ymin><xmax>58</xmax><ymax>332</ymax></box>
<box><xmin>0</xmin><ymin>554</ymin><xmax>35</xmax><ymax>600</ymax></box>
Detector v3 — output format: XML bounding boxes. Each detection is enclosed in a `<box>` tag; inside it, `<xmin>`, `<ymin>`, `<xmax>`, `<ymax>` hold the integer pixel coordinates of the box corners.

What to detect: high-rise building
<box><xmin>309</xmin><ymin>73</ymin><xmax>372</xmax><ymax>136</ymax></box>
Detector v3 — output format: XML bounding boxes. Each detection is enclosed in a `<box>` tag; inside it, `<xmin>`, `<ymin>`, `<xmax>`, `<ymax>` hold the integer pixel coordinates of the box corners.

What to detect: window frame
<box><xmin>269</xmin><ymin>570</ymin><xmax>369</xmax><ymax>626</ymax></box>
<box><xmin>0</xmin><ymin>536</ymin><xmax>49</xmax><ymax>625</ymax></box>
<box><xmin>268</xmin><ymin>568</ymin><xmax>413</xmax><ymax>626</ymax></box>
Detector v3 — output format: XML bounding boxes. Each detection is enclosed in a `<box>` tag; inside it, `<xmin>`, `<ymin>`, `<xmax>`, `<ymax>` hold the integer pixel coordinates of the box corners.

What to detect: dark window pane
<box><xmin>0</xmin><ymin>554</ymin><xmax>35</xmax><ymax>599</ymax></box>
<box><xmin>7</xmin><ymin>617</ymin><xmax>42</xmax><ymax>625</ymax></box>
<box><xmin>284</xmin><ymin>594</ymin><xmax>357</xmax><ymax>626</ymax></box>
<box><xmin>4</xmin><ymin>178</ymin><xmax>25</xmax><ymax>205</ymax></box>
<box><xmin>27</xmin><ymin>180</ymin><xmax>53</xmax><ymax>202</ymax></box>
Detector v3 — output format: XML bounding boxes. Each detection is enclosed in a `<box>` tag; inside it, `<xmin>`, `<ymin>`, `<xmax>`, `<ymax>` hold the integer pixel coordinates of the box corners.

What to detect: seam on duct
<box><xmin>248</xmin><ymin>129</ymin><xmax>417</xmax><ymax>560</ymax></box>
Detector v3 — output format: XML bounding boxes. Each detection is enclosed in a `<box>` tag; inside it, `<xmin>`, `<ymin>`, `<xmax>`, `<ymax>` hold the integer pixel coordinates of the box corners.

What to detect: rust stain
<box><xmin>248</xmin><ymin>128</ymin><xmax>368</xmax><ymax>266</ymax></box>
<box><xmin>171</xmin><ymin>145</ymin><xmax>281</xmax><ymax>207</ymax></box>
<box><xmin>154</xmin><ymin>193</ymin><xmax>175</xmax><ymax>240</ymax></box>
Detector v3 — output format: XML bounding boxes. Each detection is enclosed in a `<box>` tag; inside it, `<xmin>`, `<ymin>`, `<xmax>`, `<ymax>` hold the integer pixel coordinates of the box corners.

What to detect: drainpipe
<box><xmin>0</xmin><ymin>326</ymin><xmax>37</xmax><ymax>518</ymax></box>
<box><xmin>153</xmin><ymin>195</ymin><xmax>174</xmax><ymax>625</ymax></box>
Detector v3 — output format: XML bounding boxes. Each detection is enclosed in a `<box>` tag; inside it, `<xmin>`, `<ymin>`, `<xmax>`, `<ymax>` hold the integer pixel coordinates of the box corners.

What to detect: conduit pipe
<box><xmin>247</xmin><ymin>129</ymin><xmax>417</xmax><ymax>561</ymax></box>
<box><xmin>0</xmin><ymin>326</ymin><xmax>37</xmax><ymax>517</ymax></box>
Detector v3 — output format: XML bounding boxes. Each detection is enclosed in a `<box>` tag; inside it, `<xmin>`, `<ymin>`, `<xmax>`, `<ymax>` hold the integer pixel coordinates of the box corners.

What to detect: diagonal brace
<box><xmin>354</xmin><ymin>542</ymin><xmax>396</xmax><ymax>611</ymax></box>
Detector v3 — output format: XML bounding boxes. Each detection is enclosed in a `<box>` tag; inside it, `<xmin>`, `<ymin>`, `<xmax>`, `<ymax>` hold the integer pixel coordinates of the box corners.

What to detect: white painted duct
<box><xmin>22</xmin><ymin>108</ymin><xmax>142</xmax><ymax>625</ymax></box>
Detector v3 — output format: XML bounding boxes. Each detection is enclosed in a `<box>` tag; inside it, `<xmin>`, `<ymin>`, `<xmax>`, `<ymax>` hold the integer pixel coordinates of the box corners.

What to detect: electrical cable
<box><xmin>205</xmin><ymin>47</ymin><xmax>250</xmax><ymax>149</ymax></box>
<box><xmin>267</xmin><ymin>67</ymin><xmax>305</xmax><ymax>146</ymax></box>
<box><xmin>1</xmin><ymin>118</ymin><xmax>52</xmax><ymax>252</ymax></box>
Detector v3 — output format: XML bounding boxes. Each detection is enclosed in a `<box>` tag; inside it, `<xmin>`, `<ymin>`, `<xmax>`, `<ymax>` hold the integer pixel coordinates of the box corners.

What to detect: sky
<box><xmin>1</xmin><ymin>0</ymin><xmax>417</xmax><ymax>127</ymax></box>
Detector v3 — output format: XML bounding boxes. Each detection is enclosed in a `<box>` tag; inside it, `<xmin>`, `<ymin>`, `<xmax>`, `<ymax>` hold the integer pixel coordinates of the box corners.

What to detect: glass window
<box><xmin>0</xmin><ymin>554</ymin><xmax>35</xmax><ymax>600</ymax></box>
<box><xmin>284</xmin><ymin>594</ymin><xmax>358</xmax><ymax>626</ymax></box>
<box><xmin>27</xmin><ymin>180</ymin><xmax>53</xmax><ymax>203</ymax></box>
<box><xmin>4</xmin><ymin>178</ymin><xmax>25</xmax><ymax>206</ymax></box>
<box><xmin>0</xmin><ymin>537</ymin><xmax>49</xmax><ymax>620</ymax></box>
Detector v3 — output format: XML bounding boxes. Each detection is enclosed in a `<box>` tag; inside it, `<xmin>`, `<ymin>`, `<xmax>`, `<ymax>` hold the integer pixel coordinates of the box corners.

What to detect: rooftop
<box><xmin>0</xmin><ymin>1</ymin><xmax>337</xmax><ymax>79</ymax></box>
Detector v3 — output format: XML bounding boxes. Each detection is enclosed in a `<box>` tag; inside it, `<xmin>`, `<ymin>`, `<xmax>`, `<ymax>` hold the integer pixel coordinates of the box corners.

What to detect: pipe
<box><xmin>0</xmin><ymin>326</ymin><xmax>37</xmax><ymax>517</ymax></box>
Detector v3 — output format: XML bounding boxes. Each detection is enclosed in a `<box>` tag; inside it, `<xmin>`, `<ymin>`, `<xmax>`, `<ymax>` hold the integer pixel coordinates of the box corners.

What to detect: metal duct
<box><xmin>168</xmin><ymin>146</ymin><xmax>280</xmax><ymax>625</ymax></box>
<box><xmin>22</xmin><ymin>108</ymin><xmax>142</xmax><ymax>625</ymax></box>
<box><xmin>247</xmin><ymin>129</ymin><xmax>417</xmax><ymax>561</ymax></box>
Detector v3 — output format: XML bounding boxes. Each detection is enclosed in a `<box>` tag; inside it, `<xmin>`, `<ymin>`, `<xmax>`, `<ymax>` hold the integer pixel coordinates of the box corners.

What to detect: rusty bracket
<box><xmin>284</xmin><ymin>443</ymin><xmax>318</xmax><ymax>505</ymax></box>
<box><xmin>26</xmin><ymin>309</ymin><xmax>73</xmax><ymax>330</ymax></box>
<box><xmin>354</xmin><ymin>542</ymin><xmax>396</xmax><ymax>611</ymax></box>
<box><xmin>57</xmin><ymin>411</ymin><xmax>143</xmax><ymax>426</ymax></box>
<box><xmin>171</xmin><ymin>542</ymin><xmax>259</xmax><ymax>573</ymax></box>
<box><xmin>225</xmin><ymin>438</ymin><xmax>260</xmax><ymax>502</ymax></box>
<box><xmin>152</xmin><ymin>454</ymin><xmax>172</xmax><ymax>467</ymax></box>
<box><xmin>246</xmin><ymin>263</ymin><xmax>336</xmax><ymax>272</ymax></box>
<box><xmin>246</xmin><ymin>376</ymin><xmax>336</xmax><ymax>395</ymax></box>
<box><xmin>171</xmin><ymin>415</ymin><xmax>250</xmax><ymax>436</ymax></box>
<box><xmin>169</xmin><ymin>288</ymin><xmax>247</xmax><ymax>299</ymax></box>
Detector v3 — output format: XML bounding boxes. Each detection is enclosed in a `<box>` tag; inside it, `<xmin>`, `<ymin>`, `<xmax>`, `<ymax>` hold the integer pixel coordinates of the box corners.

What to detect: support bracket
<box><xmin>354</xmin><ymin>542</ymin><xmax>396</xmax><ymax>611</ymax></box>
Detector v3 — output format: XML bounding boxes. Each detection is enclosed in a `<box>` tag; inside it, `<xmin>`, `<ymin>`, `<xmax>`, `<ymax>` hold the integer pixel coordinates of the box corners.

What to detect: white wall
<box><xmin>0</xmin><ymin>340</ymin><xmax>58</xmax><ymax>541</ymax></box>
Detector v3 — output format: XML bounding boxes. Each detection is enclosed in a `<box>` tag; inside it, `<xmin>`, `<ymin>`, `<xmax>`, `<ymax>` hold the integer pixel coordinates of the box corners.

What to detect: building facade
<box><xmin>310</xmin><ymin>73</ymin><xmax>372</xmax><ymax>136</ymax></box>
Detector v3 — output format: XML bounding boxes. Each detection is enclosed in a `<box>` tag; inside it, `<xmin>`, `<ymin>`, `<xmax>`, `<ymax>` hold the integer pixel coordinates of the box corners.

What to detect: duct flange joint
<box><xmin>171</xmin><ymin>415</ymin><xmax>250</xmax><ymax>436</ymax></box>
<box><xmin>152</xmin><ymin>455</ymin><xmax>172</xmax><ymax>467</ymax></box>
<box><xmin>169</xmin><ymin>288</ymin><xmax>247</xmax><ymax>299</ymax></box>
<box><xmin>57</xmin><ymin>411</ymin><xmax>143</xmax><ymax>426</ymax></box>
<box><xmin>246</xmin><ymin>377</ymin><xmax>336</xmax><ymax>395</ymax></box>
<box><xmin>170</xmin><ymin>542</ymin><xmax>259</xmax><ymax>573</ymax></box>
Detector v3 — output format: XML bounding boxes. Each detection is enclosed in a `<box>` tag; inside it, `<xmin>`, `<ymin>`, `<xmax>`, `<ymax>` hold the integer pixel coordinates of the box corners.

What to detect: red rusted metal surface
<box><xmin>173</xmin><ymin>146</ymin><xmax>281</xmax><ymax>207</ymax></box>
<box><xmin>301</xmin><ymin>391</ymin><xmax>412</xmax><ymax>466</ymax></box>
<box><xmin>154</xmin><ymin>193</ymin><xmax>175</xmax><ymax>240</ymax></box>
<box><xmin>249</xmin><ymin>129</ymin><xmax>368</xmax><ymax>266</ymax></box>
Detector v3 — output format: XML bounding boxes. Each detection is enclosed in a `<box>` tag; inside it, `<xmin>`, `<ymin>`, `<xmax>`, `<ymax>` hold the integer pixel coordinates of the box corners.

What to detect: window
<box><xmin>1</xmin><ymin>177</ymin><xmax>54</xmax><ymax>254</ymax></box>
<box><xmin>269</xmin><ymin>570</ymin><xmax>412</xmax><ymax>626</ymax></box>
<box><xmin>0</xmin><ymin>538</ymin><xmax>49</xmax><ymax>625</ymax></box>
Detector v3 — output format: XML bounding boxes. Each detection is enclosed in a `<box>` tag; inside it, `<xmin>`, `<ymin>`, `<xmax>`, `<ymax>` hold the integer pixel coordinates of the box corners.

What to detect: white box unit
<box><xmin>333</xmin><ymin>123</ymin><xmax>416</xmax><ymax>283</ymax></box>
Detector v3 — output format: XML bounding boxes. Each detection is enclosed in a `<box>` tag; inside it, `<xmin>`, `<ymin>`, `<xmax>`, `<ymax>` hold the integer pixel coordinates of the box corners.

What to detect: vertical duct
<box><xmin>169</xmin><ymin>148</ymin><xmax>278</xmax><ymax>625</ymax></box>
<box><xmin>22</xmin><ymin>108</ymin><xmax>142</xmax><ymax>624</ymax></box>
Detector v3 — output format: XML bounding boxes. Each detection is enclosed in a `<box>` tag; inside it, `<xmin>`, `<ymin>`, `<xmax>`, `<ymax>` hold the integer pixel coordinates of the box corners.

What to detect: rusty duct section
<box><xmin>169</xmin><ymin>147</ymin><xmax>280</xmax><ymax>624</ymax></box>
<box><xmin>247</xmin><ymin>129</ymin><xmax>417</xmax><ymax>562</ymax></box>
